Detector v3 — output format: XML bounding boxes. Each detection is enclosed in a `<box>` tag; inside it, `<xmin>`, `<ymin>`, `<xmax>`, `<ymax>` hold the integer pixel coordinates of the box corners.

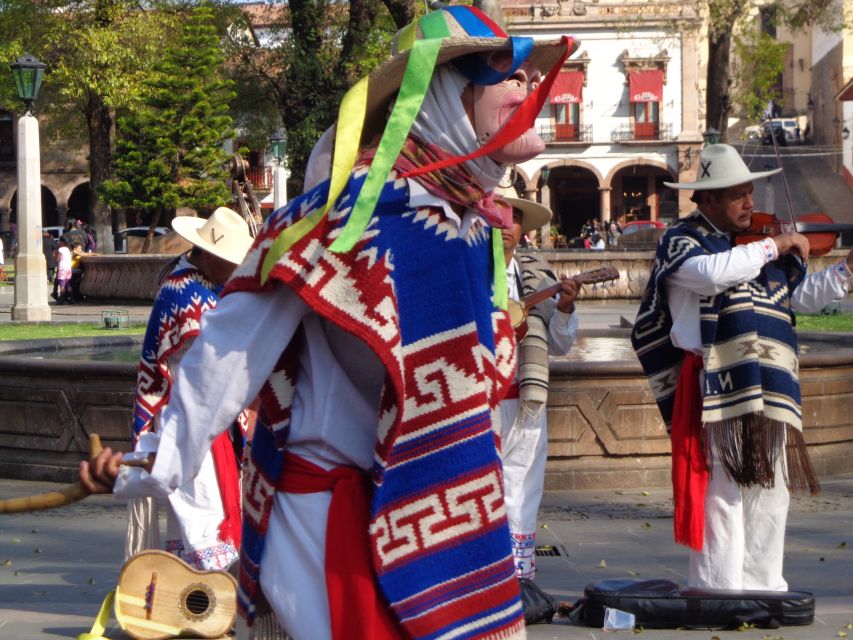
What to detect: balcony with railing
<box><xmin>537</xmin><ymin>123</ymin><xmax>593</xmax><ymax>144</ymax></box>
<box><xmin>245</xmin><ymin>165</ymin><xmax>273</xmax><ymax>190</ymax></box>
<box><xmin>610</xmin><ymin>122</ymin><xmax>674</xmax><ymax>143</ymax></box>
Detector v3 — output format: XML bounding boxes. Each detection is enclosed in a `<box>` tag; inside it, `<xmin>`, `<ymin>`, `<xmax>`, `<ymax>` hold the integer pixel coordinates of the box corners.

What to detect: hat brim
<box><xmin>506</xmin><ymin>197</ymin><xmax>552</xmax><ymax>233</ymax></box>
<box><xmin>362</xmin><ymin>37</ymin><xmax>578</xmax><ymax>143</ymax></box>
<box><xmin>171</xmin><ymin>216</ymin><xmax>250</xmax><ymax>265</ymax></box>
<box><xmin>663</xmin><ymin>167</ymin><xmax>782</xmax><ymax>190</ymax></box>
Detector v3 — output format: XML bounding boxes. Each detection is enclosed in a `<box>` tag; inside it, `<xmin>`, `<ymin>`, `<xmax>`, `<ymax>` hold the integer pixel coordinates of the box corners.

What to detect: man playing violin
<box><xmin>497</xmin><ymin>180</ymin><xmax>579</xmax><ymax>582</ymax></box>
<box><xmin>632</xmin><ymin>143</ymin><xmax>853</xmax><ymax>592</ymax></box>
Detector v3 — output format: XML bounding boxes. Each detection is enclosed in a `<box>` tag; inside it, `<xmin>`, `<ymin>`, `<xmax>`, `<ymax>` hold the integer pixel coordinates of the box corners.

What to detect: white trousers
<box><xmin>688</xmin><ymin>449</ymin><xmax>790</xmax><ymax>591</ymax></box>
<box><xmin>499</xmin><ymin>397</ymin><xmax>548</xmax><ymax>579</ymax></box>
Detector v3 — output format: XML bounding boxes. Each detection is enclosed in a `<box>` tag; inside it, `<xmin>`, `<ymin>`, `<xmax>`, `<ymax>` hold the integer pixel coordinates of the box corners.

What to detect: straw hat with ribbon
<box><xmin>494</xmin><ymin>183</ymin><xmax>552</xmax><ymax>234</ymax></box>
<box><xmin>663</xmin><ymin>143</ymin><xmax>781</xmax><ymax>191</ymax></box>
<box><xmin>171</xmin><ymin>207</ymin><xmax>253</xmax><ymax>265</ymax></box>
<box><xmin>261</xmin><ymin>5</ymin><xmax>578</xmax><ymax>282</ymax></box>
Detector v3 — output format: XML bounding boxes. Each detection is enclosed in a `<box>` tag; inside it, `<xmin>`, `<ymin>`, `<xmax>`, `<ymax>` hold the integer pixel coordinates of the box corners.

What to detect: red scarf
<box><xmin>362</xmin><ymin>137</ymin><xmax>513</xmax><ymax>229</ymax></box>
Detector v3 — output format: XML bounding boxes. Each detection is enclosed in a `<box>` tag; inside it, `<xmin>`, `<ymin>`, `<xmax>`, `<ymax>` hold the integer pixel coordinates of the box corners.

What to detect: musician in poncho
<box><xmin>495</xmin><ymin>181</ymin><xmax>578</xmax><ymax>581</ymax></box>
<box><xmin>127</xmin><ymin>207</ymin><xmax>253</xmax><ymax>571</ymax></box>
<box><xmin>80</xmin><ymin>6</ymin><xmax>579</xmax><ymax>639</ymax></box>
<box><xmin>631</xmin><ymin>143</ymin><xmax>853</xmax><ymax>591</ymax></box>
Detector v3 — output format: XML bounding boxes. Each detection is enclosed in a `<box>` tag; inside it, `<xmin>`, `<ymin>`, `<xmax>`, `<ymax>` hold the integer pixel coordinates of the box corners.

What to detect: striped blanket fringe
<box><xmin>705</xmin><ymin>417</ymin><xmax>820</xmax><ymax>495</ymax></box>
<box><xmin>124</xmin><ymin>496</ymin><xmax>160</xmax><ymax>561</ymax></box>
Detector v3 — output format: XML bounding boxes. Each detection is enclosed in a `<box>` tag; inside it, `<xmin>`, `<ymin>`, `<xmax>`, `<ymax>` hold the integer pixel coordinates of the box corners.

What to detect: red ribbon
<box><xmin>671</xmin><ymin>352</ymin><xmax>708</xmax><ymax>552</ymax></box>
<box><xmin>277</xmin><ymin>452</ymin><xmax>403</xmax><ymax>640</ymax></box>
<box><xmin>211</xmin><ymin>431</ymin><xmax>242</xmax><ymax>548</ymax></box>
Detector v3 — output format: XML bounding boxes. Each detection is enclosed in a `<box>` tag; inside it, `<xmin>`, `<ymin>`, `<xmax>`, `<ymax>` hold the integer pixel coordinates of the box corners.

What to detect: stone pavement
<box><xmin>0</xmin><ymin>476</ymin><xmax>851</xmax><ymax>639</ymax></box>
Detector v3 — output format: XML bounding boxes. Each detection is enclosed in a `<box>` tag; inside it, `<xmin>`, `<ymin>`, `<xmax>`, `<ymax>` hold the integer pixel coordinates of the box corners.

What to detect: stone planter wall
<box><xmin>1</xmin><ymin>331</ymin><xmax>851</xmax><ymax>489</ymax></box>
<box><xmin>79</xmin><ymin>255</ymin><xmax>175</xmax><ymax>301</ymax></box>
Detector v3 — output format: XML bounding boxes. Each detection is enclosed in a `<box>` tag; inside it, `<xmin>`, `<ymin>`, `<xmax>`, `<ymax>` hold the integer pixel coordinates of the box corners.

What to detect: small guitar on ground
<box><xmin>113</xmin><ymin>549</ymin><xmax>237</xmax><ymax>640</ymax></box>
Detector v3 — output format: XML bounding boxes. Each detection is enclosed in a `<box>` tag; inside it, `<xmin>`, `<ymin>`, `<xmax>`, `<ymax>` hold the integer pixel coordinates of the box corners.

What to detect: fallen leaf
<box><xmin>88</xmin><ymin>577</ymin><xmax>95</xmax><ymax>585</ymax></box>
<box><xmin>2</xmin><ymin>559</ymin><xmax>10</xmax><ymax>566</ymax></box>
<box><xmin>838</xmin><ymin>541</ymin><xmax>847</xmax><ymax>549</ymax></box>
<box><xmin>629</xmin><ymin>570</ymin><xmax>639</xmax><ymax>576</ymax></box>
<box><xmin>641</xmin><ymin>491</ymin><xmax>650</xmax><ymax>496</ymax></box>
<box><xmin>30</xmin><ymin>529</ymin><xmax>38</xmax><ymax>534</ymax></box>
<box><xmin>10</xmin><ymin>538</ymin><xmax>21</xmax><ymax>544</ymax></box>
<box><xmin>762</xmin><ymin>635</ymin><xmax>784</xmax><ymax>640</ymax></box>
<box><xmin>642</xmin><ymin>522</ymin><xmax>651</xmax><ymax>528</ymax></box>
<box><xmin>820</xmin><ymin>557</ymin><xmax>826</xmax><ymax>562</ymax></box>
<box><xmin>846</xmin><ymin>623</ymin><xmax>853</xmax><ymax>629</ymax></box>
<box><xmin>632</xmin><ymin>625</ymin><xmax>644</xmax><ymax>634</ymax></box>
<box><xmin>33</xmin><ymin>548</ymin><xmax>42</xmax><ymax>554</ymax></box>
<box><xmin>737</xmin><ymin>621</ymin><xmax>757</xmax><ymax>631</ymax></box>
<box><xmin>836</xmin><ymin>632</ymin><xmax>847</xmax><ymax>638</ymax></box>
<box><xmin>598</xmin><ymin>559</ymin><xmax>607</xmax><ymax>568</ymax></box>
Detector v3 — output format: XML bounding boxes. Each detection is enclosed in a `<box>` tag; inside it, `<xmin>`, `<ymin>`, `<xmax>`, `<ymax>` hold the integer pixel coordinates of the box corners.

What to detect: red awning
<box><xmin>629</xmin><ymin>70</ymin><xmax>663</xmax><ymax>102</ymax></box>
<box><xmin>549</xmin><ymin>70</ymin><xmax>583</xmax><ymax>104</ymax></box>
<box><xmin>835</xmin><ymin>78</ymin><xmax>853</xmax><ymax>101</ymax></box>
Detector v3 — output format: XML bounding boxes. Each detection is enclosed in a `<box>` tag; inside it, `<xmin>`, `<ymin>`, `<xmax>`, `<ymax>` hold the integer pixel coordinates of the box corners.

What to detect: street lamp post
<box><xmin>702</xmin><ymin>127</ymin><xmax>720</xmax><ymax>146</ymax></box>
<box><xmin>10</xmin><ymin>54</ymin><xmax>50</xmax><ymax>322</ymax></box>
<box><xmin>269</xmin><ymin>128</ymin><xmax>288</xmax><ymax>211</ymax></box>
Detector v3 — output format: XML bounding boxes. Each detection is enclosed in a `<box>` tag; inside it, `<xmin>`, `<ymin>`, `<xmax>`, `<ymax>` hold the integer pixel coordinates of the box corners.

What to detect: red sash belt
<box><xmin>276</xmin><ymin>452</ymin><xmax>402</xmax><ymax>640</ymax></box>
<box><xmin>504</xmin><ymin>382</ymin><xmax>520</xmax><ymax>399</ymax></box>
<box><xmin>671</xmin><ymin>352</ymin><xmax>708</xmax><ymax>552</ymax></box>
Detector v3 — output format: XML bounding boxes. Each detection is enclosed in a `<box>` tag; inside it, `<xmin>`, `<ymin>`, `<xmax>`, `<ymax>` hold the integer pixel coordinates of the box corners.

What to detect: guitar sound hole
<box><xmin>180</xmin><ymin>583</ymin><xmax>216</xmax><ymax>620</ymax></box>
<box><xmin>186</xmin><ymin>589</ymin><xmax>210</xmax><ymax>615</ymax></box>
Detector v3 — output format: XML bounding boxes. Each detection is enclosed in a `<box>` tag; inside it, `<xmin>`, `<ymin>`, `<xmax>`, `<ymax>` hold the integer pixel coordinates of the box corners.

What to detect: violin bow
<box><xmin>767</xmin><ymin>125</ymin><xmax>800</xmax><ymax>228</ymax></box>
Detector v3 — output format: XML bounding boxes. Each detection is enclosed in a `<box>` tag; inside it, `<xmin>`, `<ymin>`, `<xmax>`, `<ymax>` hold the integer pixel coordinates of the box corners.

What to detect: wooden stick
<box><xmin>0</xmin><ymin>433</ymin><xmax>115</xmax><ymax>514</ymax></box>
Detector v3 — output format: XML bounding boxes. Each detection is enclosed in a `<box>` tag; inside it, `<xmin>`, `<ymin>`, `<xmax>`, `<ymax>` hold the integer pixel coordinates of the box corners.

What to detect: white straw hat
<box><xmin>494</xmin><ymin>184</ymin><xmax>552</xmax><ymax>234</ymax></box>
<box><xmin>663</xmin><ymin>143</ymin><xmax>781</xmax><ymax>190</ymax></box>
<box><xmin>171</xmin><ymin>207</ymin><xmax>253</xmax><ymax>265</ymax></box>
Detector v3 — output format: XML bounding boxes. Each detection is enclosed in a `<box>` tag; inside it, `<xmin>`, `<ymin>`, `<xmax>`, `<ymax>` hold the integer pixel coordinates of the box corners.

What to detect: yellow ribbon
<box><xmin>76</xmin><ymin>589</ymin><xmax>115</xmax><ymax>640</ymax></box>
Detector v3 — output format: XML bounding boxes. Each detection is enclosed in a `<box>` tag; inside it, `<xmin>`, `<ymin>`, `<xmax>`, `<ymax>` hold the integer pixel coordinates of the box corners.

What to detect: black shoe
<box><xmin>50</xmin><ymin>292</ymin><xmax>58</xmax><ymax>301</ymax></box>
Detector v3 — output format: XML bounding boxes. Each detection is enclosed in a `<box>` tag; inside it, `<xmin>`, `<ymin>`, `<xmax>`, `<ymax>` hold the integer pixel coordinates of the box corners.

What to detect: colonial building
<box><xmin>505</xmin><ymin>0</ymin><xmax>704</xmax><ymax>244</ymax></box>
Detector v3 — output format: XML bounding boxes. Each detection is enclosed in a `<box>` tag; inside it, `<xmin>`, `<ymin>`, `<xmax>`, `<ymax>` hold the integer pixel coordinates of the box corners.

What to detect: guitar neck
<box><xmin>521</xmin><ymin>283</ymin><xmax>562</xmax><ymax>309</ymax></box>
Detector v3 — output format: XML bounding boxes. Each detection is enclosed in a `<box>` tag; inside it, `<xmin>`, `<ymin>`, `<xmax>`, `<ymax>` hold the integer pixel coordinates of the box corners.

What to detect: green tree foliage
<box><xmin>704</xmin><ymin>0</ymin><xmax>843</xmax><ymax>141</ymax></box>
<box><xmin>100</xmin><ymin>3</ymin><xmax>236</xmax><ymax>240</ymax></box>
<box><xmin>222</xmin><ymin>0</ymin><xmax>418</xmax><ymax>193</ymax></box>
<box><xmin>732</xmin><ymin>32</ymin><xmax>788</xmax><ymax>123</ymax></box>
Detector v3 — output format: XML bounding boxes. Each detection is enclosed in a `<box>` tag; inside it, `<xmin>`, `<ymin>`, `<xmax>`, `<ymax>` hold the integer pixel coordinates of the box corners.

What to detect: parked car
<box><xmin>113</xmin><ymin>226</ymin><xmax>170</xmax><ymax>253</ymax></box>
<box><xmin>43</xmin><ymin>226</ymin><xmax>64</xmax><ymax>241</ymax></box>
<box><xmin>761</xmin><ymin>118</ymin><xmax>800</xmax><ymax>145</ymax></box>
<box><xmin>620</xmin><ymin>219</ymin><xmax>666</xmax><ymax>249</ymax></box>
<box><xmin>621</xmin><ymin>220</ymin><xmax>666</xmax><ymax>235</ymax></box>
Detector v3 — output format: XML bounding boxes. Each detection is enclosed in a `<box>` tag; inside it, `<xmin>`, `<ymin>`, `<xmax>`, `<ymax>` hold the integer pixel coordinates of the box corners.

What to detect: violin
<box><xmin>736</xmin><ymin>211</ymin><xmax>853</xmax><ymax>257</ymax></box>
<box><xmin>508</xmin><ymin>266</ymin><xmax>619</xmax><ymax>340</ymax></box>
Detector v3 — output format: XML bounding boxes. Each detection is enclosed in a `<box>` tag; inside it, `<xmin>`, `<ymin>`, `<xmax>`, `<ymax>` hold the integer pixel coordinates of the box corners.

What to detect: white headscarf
<box><xmin>301</xmin><ymin>65</ymin><xmax>506</xmax><ymax>195</ymax></box>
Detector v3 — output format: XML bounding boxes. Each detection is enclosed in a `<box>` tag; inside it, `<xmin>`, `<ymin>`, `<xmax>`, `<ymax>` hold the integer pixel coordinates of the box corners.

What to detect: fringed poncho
<box><xmin>631</xmin><ymin>214</ymin><xmax>820</xmax><ymax>494</ymax></box>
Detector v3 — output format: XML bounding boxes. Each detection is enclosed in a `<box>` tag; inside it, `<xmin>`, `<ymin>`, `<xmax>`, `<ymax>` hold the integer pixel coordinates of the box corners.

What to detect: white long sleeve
<box><xmin>507</xmin><ymin>258</ymin><xmax>577</xmax><ymax>357</ymax></box>
<box><xmin>114</xmin><ymin>288</ymin><xmax>310</xmax><ymax>500</ymax></box>
<box><xmin>665</xmin><ymin>236</ymin><xmax>851</xmax><ymax>353</ymax></box>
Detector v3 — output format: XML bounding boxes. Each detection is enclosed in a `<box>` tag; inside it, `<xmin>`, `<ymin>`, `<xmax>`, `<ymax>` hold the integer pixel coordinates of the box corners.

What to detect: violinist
<box><xmin>498</xmin><ymin>181</ymin><xmax>579</xmax><ymax>583</ymax></box>
<box><xmin>632</xmin><ymin>143</ymin><xmax>853</xmax><ymax>594</ymax></box>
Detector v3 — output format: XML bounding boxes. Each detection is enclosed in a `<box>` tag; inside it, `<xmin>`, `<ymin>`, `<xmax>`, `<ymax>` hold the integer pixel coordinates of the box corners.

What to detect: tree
<box><xmin>731</xmin><ymin>32</ymin><xmax>787</xmax><ymax>124</ymax></box>
<box><xmin>222</xmin><ymin>0</ymin><xmax>418</xmax><ymax>193</ymax></box>
<box><xmin>100</xmin><ymin>3</ymin><xmax>236</xmax><ymax>250</ymax></box>
<box><xmin>705</xmin><ymin>0</ymin><xmax>843</xmax><ymax>141</ymax></box>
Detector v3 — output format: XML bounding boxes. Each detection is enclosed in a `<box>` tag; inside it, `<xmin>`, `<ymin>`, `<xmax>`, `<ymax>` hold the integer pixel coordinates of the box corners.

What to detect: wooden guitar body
<box><xmin>115</xmin><ymin>549</ymin><xmax>237</xmax><ymax>640</ymax></box>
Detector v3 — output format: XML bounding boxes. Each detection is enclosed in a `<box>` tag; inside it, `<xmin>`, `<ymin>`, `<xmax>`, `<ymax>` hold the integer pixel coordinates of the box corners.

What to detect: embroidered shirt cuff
<box><xmin>831</xmin><ymin>260</ymin><xmax>853</xmax><ymax>284</ymax></box>
<box><xmin>757</xmin><ymin>237</ymin><xmax>778</xmax><ymax>263</ymax></box>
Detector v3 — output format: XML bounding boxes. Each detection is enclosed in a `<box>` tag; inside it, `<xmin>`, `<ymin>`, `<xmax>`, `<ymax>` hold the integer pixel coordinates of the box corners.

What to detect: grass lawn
<box><xmin>795</xmin><ymin>313</ymin><xmax>853</xmax><ymax>333</ymax></box>
<box><xmin>0</xmin><ymin>323</ymin><xmax>145</xmax><ymax>340</ymax></box>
